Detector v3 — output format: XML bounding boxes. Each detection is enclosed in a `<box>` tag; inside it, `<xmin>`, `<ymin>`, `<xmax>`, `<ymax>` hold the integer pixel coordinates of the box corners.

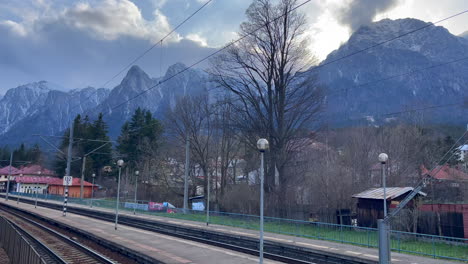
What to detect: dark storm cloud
<box><xmin>337</xmin><ymin>0</ymin><xmax>399</xmax><ymax>32</ymax></box>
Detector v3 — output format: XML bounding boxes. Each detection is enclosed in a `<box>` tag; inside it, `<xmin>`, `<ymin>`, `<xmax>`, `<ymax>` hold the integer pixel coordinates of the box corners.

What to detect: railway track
<box><xmin>0</xmin><ymin>207</ymin><xmax>129</xmax><ymax>264</ymax></box>
<box><xmin>0</xmin><ymin>196</ymin><xmax>375</xmax><ymax>264</ymax></box>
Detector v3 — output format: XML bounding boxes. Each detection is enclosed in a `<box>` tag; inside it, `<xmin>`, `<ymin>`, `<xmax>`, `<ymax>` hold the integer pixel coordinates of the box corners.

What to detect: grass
<box><xmin>137</xmin><ymin>210</ymin><xmax>468</xmax><ymax>261</ymax></box>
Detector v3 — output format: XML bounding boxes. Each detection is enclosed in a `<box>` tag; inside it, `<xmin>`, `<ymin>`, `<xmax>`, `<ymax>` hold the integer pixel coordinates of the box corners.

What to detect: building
<box><xmin>47</xmin><ymin>178</ymin><xmax>95</xmax><ymax>198</ymax></box>
<box><xmin>15</xmin><ymin>165</ymin><xmax>55</xmax><ymax>177</ymax></box>
<box><xmin>458</xmin><ymin>144</ymin><xmax>468</xmax><ymax>162</ymax></box>
<box><xmin>353</xmin><ymin>187</ymin><xmax>426</xmax><ymax>228</ymax></box>
<box><xmin>0</xmin><ymin>166</ymin><xmax>19</xmax><ymax>192</ymax></box>
<box><xmin>15</xmin><ymin>176</ymin><xmax>57</xmax><ymax>194</ymax></box>
<box><xmin>421</xmin><ymin>164</ymin><xmax>468</xmax><ymax>202</ymax></box>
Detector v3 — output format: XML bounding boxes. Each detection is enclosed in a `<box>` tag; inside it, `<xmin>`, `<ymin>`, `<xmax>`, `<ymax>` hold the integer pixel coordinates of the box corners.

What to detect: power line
<box><xmin>69</xmin><ymin>0</ymin><xmax>213</xmax><ymax>116</ymax></box>
<box><xmin>102</xmin><ymin>4</ymin><xmax>468</xmax><ymax>126</ymax></box>
<box><xmin>97</xmin><ymin>0</ymin><xmax>213</xmax><ymax>91</ymax></box>
<box><xmin>101</xmin><ymin>0</ymin><xmax>315</xmax><ymax>115</ymax></box>
<box><xmin>29</xmin><ymin>2</ymin><xmax>467</xmax><ymax>144</ymax></box>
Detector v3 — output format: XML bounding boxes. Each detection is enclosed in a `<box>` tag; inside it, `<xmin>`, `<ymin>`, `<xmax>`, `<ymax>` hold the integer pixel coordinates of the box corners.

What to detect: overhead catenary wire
<box><xmin>27</xmin><ymin>2</ymin><xmax>468</xmax><ymax>144</ymax></box>
<box><xmin>26</xmin><ymin>1</ymin><xmax>214</xmax><ymax>146</ymax></box>
<box><xmin>101</xmin><ymin>4</ymin><xmax>468</xmax><ymax>133</ymax></box>
<box><xmin>69</xmin><ymin>0</ymin><xmax>213</xmax><ymax>116</ymax></box>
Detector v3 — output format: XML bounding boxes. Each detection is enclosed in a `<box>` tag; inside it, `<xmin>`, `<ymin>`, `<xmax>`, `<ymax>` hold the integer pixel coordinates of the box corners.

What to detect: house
<box><xmin>47</xmin><ymin>178</ymin><xmax>95</xmax><ymax>198</ymax></box>
<box><xmin>458</xmin><ymin>144</ymin><xmax>468</xmax><ymax>162</ymax></box>
<box><xmin>421</xmin><ymin>164</ymin><xmax>468</xmax><ymax>202</ymax></box>
<box><xmin>15</xmin><ymin>176</ymin><xmax>59</xmax><ymax>194</ymax></box>
<box><xmin>0</xmin><ymin>166</ymin><xmax>19</xmax><ymax>192</ymax></box>
<box><xmin>15</xmin><ymin>165</ymin><xmax>55</xmax><ymax>177</ymax></box>
<box><xmin>353</xmin><ymin>187</ymin><xmax>426</xmax><ymax>228</ymax></box>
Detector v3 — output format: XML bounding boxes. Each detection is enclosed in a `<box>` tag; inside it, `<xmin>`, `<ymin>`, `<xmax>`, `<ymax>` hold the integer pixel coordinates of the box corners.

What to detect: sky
<box><xmin>0</xmin><ymin>0</ymin><xmax>467</xmax><ymax>94</ymax></box>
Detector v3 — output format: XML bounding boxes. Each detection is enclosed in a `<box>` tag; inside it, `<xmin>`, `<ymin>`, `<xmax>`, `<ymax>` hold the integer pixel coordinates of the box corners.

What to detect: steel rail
<box><xmin>1</xmin><ymin>206</ymin><xmax>116</xmax><ymax>264</ymax></box>
<box><xmin>5</xmin><ymin>218</ymin><xmax>67</xmax><ymax>264</ymax></box>
<box><xmin>0</xmin><ymin>195</ymin><xmax>373</xmax><ymax>264</ymax></box>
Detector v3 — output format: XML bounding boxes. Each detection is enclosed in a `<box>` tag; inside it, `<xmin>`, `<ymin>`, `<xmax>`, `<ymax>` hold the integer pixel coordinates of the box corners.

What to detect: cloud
<box><xmin>186</xmin><ymin>33</ymin><xmax>208</xmax><ymax>46</ymax></box>
<box><xmin>337</xmin><ymin>0</ymin><xmax>399</xmax><ymax>32</ymax></box>
<box><xmin>0</xmin><ymin>20</ymin><xmax>26</xmax><ymax>36</ymax></box>
<box><xmin>58</xmin><ymin>0</ymin><xmax>179</xmax><ymax>42</ymax></box>
<box><xmin>0</xmin><ymin>0</ymin><xmax>212</xmax><ymax>93</ymax></box>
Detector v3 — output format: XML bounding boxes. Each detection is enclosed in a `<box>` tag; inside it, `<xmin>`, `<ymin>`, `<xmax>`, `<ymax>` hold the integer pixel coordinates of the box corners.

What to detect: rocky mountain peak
<box><xmin>315</xmin><ymin>18</ymin><xmax>468</xmax><ymax>126</ymax></box>
<box><xmin>165</xmin><ymin>62</ymin><xmax>187</xmax><ymax>77</ymax></box>
<box><xmin>117</xmin><ymin>65</ymin><xmax>153</xmax><ymax>94</ymax></box>
<box><xmin>326</xmin><ymin>18</ymin><xmax>467</xmax><ymax>64</ymax></box>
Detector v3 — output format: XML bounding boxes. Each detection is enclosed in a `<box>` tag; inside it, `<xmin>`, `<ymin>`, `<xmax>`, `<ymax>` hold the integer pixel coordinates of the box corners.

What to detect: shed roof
<box><xmin>352</xmin><ymin>187</ymin><xmax>426</xmax><ymax>200</ymax></box>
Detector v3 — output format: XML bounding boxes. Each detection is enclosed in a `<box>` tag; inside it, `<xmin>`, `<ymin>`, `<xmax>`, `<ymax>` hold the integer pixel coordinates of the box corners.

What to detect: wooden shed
<box><xmin>47</xmin><ymin>178</ymin><xmax>95</xmax><ymax>198</ymax></box>
<box><xmin>353</xmin><ymin>187</ymin><xmax>426</xmax><ymax>228</ymax></box>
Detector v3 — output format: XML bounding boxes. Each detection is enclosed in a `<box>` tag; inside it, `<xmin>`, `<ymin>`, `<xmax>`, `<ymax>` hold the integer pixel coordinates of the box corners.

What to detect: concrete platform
<box><xmin>0</xmin><ymin>199</ymin><xmax>281</xmax><ymax>264</ymax></box>
<box><xmin>3</xmin><ymin>195</ymin><xmax>464</xmax><ymax>264</ymax></box>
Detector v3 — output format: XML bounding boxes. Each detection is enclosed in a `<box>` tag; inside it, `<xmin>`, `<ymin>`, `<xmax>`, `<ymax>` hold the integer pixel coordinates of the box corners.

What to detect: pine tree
<box><xmin>89</xmin><ymin>113</ymin><xmax>112</xmax><ymax>177</ymax></box>
<box><xmin>54</xmin><ymin>114</ymin><xmax>112</xmax><ymax>177</ymax></box>
<box><xmin>117</xmin><ymin>108</ymin><xmax>163</xmax><ymax>167</ymax></box>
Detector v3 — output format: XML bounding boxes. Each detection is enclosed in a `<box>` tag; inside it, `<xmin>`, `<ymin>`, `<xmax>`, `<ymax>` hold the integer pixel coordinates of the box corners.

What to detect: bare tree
<box><xmin>210</xmin><ymin>0</ymin><xmax>323</xmax><ymax>215</ymax></box>
<box><xmin>165</xmin><ymin>95</ymin><xmax>214</xmax><ymax>202</ymax></box>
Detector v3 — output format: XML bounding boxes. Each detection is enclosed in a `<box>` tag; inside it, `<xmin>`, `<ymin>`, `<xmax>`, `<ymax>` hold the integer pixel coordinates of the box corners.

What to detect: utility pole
<box><xmin>79</xmin><ymin>142</ymin><xmax>110</xmax><ymax>199</ymax></box>
<box><xmin>5</xmin><ymin>151</ymin><xmax>13</xmax><ymax>201</ymax></box>
<box><xmin>206</xmin><ymin>172</ymin><xmax>210</xmax><ymax>225</ymax></box>
<box><xmin>183</xmin><ymin>134</ymin><xmax>190</xmax><ymax>213</ymax></box>
<box><xmin>64</xmin><ymin>121</ymin><xmax>74</xmax><ymax>217</ymax></box>
<box><xmin>80</xmin><ymin>156</ymin><xmax>86</xmax><ymax>200</ymax></box>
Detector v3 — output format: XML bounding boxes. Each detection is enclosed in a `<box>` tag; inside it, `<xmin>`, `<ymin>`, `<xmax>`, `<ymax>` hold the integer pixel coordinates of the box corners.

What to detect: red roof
<box><xmin>15</xmin><ymin>176</ymin><xmax>93</xmax><ymax>186</ymax></box>
<box><xmin>421</xmin><ymin>165</ymin><xmax>468</xmax><ymax>181</ymax></box>
<box><xmin>0</xmin><ymin>166</ymin><xmax>19</xmax><ymax>175</ymax></box>
<box><xmin>15</xmin><ymin>165</ymin><xmax>55</xmax><ymax>176</ymax></box>
<box><xmin>15</xmin><ymin>176</ymin><xmax>59</xmax><ymax>184</ymax></box>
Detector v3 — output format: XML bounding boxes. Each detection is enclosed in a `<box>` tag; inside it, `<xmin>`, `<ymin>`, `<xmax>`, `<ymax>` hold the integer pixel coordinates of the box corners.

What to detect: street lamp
<box><xmin>257</xmin><ymin>138</ymin><xmax>269</xmax><ymax>264</ymax></box>
<box><xmin>378</xmin><ymin>153</ymin><xmax>389</xmax><ymax>217</ymax></box>
<box><xmin>115</xmin><ymin>160</ymin><xmax>124</xmax><ymax>230</ymax></box>
<box><xmin>378</xmin><ymin>153</ymin><xmax>390</xmax><ymax>264</ymax></box>
<box><xmin>91</xmin><ymin>173</ymin><xmax>96</xmax><ymax>208</ymax></box>
<box><xmin>134</xmin><ymin>170</ymin><xmax>139</xmax><ymax>215</ymax></box>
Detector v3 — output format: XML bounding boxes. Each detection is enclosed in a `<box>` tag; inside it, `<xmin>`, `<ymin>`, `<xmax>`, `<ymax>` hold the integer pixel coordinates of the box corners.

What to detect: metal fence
<box><xmin>0</xmin><ymin>216</ymin><xmax>46</xmax><ymax>264</ymax></box>
<box><xmin>9</xmin><ymin>192</ymin><xmax>468</xmax><ymax>261</ymax></box>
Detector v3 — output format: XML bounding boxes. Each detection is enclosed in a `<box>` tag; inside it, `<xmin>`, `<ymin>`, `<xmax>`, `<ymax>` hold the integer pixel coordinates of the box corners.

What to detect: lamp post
<box><xmin>115</xmin><ymin>160</ymin><xmax>124</xmax><ymax>230</ymax></box>
<box><xmin>133</xmin><ymin>170</ymin><xmax>139</xmax><ymax>215</ymax></box>
<box><xmin>257</xmin><ymin>138</ymin><xmax>269</xmax><ymax>264</ymax></box>
<box><xmin>379</xmin><ymin>153</ymin><xmax>388</xmax><ymax>217</ymax></box>
<box><xmin>91</xmin><ymin>173</ymin><xmax>96</xmax><ymax>208</ymax></box>
<box><xmin>378</xmin><ymin>153</ymin><xmax>390</xmax><ymax>264</ymax></box>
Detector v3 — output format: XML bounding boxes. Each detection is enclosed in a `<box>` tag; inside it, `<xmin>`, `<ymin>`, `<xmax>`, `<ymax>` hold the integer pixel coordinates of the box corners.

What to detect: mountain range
<box><xmin>0</xmin><ymin>18</ymin><xmax>467</xmax><ymax>146</ymax></box>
